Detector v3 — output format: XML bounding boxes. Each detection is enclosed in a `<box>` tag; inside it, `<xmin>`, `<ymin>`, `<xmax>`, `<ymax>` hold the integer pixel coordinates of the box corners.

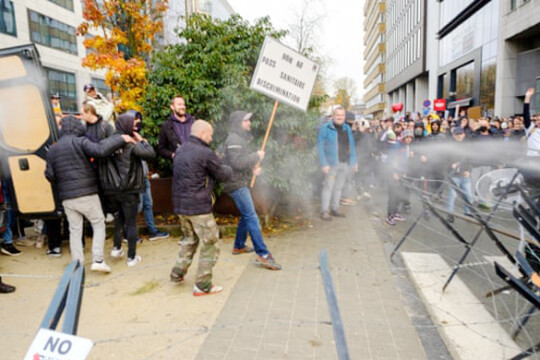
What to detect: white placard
<box><xmin>250</xmin><ymin>36</ymin><xmax>319</xmax><ymax>112</ymax></box>
<box><xmin>24</xmin><ymin>328</ymin><xmax>93</xmax><ymax>360</ymax></box>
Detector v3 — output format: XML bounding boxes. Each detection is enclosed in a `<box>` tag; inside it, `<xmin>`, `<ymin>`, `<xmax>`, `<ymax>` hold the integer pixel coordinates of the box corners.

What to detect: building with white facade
<box><xmin>496</xmin><ymin>0</ymin><xmax>540</xmax><ymax>116</ymax></box>
<box><xmin>0</xmin><ymin>0</ymin><xmax>106</xmax><ymax>113</ymax></box>
<box><xmin>385</xmin><ymin>0</ymin><xmax>428</xmax><ymax>115</ymax></box>
<box><xmin>165</xmin><ymin>0</ymin><xmax>235</xmax><ymax>45</ymax></box>
<box><xmin>363</xmin><ymin>0</ymin><xmax>387</xmax><ymax>119</ymax></box>
<box><xmin>0</xmin><ymin>0</ymin><xmax>234</xmax><ymax>113</ymax></box>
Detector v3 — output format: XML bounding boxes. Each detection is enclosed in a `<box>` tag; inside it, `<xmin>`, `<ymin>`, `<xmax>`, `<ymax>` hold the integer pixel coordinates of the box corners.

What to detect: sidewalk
<box><xmin>196</xmin><ymin>205</ymin><xmax>428</xmax><ymax>360</ymax></box>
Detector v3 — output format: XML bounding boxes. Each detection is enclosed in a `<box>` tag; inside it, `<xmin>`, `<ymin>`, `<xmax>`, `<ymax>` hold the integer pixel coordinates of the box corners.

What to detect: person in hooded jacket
<box><xmin>222</xmin><ymin>110</ymin><xmax>281</xmax><ymax>271</ymax></box>
<box><xmin>104</xmin><ymin>112</ymin><xmax>156</xmax><ymax>267</ymax></box>
<box><xmin>45</xmin><ymin>116</ymin><xmax>131</xmax><ymax>272</ymax></box>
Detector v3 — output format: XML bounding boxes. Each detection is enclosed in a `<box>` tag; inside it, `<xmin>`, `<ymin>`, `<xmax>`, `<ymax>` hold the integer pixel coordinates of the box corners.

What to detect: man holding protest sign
<box><xmin>223</xmin><ymin>111</ymin><xmax>281</xmax><ymax>271</ymax></box>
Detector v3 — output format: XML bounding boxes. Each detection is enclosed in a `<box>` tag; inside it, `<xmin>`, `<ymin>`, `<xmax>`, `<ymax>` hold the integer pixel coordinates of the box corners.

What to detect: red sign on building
<box><xmin>433</xmin><ymin>99</ymin><xmax>446</xmax><ymax>112</ymax></box>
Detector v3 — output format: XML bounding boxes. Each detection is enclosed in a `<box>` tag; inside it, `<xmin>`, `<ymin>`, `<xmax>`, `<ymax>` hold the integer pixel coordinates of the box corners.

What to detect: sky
<box><xmin>227</xmin><ymin>0</ymin><xmax>365</xmax><ymax>104</ymax></box>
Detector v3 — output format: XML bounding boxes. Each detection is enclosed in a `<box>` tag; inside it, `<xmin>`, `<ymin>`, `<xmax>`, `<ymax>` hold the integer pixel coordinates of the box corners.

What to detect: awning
<box><xmin>447</xmin><ymin>97</ymin><xmax>473</xmax><ymax>109</ymax></box>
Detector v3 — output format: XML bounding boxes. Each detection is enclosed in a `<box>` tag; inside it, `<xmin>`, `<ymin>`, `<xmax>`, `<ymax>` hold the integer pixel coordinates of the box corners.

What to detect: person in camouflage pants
<box><xmin>173</xmin><ymin>214</ymin><xmax>220</xmax><ymax>292</ymax></box>
<box><xmin>169</xmin><ymin>120</ymin><xmax>232</xmax><ymax>296</ymax></box>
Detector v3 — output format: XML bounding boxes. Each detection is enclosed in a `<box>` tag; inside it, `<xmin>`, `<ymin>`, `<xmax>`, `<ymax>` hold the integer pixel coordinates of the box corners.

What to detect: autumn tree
<box><xmin>78</xmin><ymin>0</ymin><xmax>168</xmax><ymax>112</ymax></box>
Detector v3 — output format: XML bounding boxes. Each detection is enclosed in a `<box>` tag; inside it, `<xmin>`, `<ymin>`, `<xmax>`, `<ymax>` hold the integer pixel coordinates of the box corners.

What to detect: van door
<box><xmin>0</xmin><ymin>44</ymin><xmax>60</xmax><ymax>217</ymax></box>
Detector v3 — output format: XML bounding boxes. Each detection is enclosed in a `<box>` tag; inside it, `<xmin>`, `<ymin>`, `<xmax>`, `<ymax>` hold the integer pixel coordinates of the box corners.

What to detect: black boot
<box><xmin>0</xmin><ymin>277</ymin><xmax>15</xmax><ymax>293</ymax></box>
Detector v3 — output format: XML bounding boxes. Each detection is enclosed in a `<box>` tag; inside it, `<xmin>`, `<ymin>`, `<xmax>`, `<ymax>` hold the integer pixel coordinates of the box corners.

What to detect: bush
<box><xmin>143</xmin><ymin>14</ymin><xmax>326</xmax><ymax>202</ymax></box>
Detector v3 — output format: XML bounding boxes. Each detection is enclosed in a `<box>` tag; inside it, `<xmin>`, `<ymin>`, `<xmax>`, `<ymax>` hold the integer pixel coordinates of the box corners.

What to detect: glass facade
<box><xmin>456</xmin><ymin>62</ymin><xmax>474</xmax><ymax>99</ymax></box>
<box><xmin>440</xmin><ymin>0</ymin><xmax>476</xmax><ymax>29</ymax></box>
<box><xmin>28</xmin><ymin>10</ymin><xmax>78</xmax><ymax>55</ymax></box>
<box><xmin>47</xmin><ymin>68</ymin><xmax>78</xmax><ymax>113</ymax></box>
<box><xmin>48</xmin><ymin>0</ymin><xmax>74</xmax><ymax>11</ymax></box>
<box><xmin>438</xmin><ymin>0</ymin><xmax>499</xmax><ymax>114</ymax></box>
<box><xmin>439</xmin><ymin>0</ymin><xmax>499</xmax><ymax>67</ymax></box>
<box><xmin>0</xmin><ymin>0</ymin><xmax>16</xmax><ymax>37</ymax></box>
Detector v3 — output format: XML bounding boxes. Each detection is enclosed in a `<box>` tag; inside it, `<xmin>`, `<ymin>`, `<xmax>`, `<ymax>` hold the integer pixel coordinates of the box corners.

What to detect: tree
<box><xmin>334</xmin><ymin>88</ymin><xmax>351</xmax><ymax>110</ymax></box>
<box><xmin>77</xmin><ymin>0</ymin><xmax>168</xmax><ymax>112</ymax></box>
<box><xmin>287</xmin><ymin>0</ymin><xmax>325</xmax><ymax>55</ymax></box>
<box><xmin>144</xmin><ymin>14</ymin><xmax>324</xmax><ymax>202</ymax></box>
<box><xmin>333</xmin><ymin>77</ymin><xmax>357</xmax><ymax>102</ymax></box>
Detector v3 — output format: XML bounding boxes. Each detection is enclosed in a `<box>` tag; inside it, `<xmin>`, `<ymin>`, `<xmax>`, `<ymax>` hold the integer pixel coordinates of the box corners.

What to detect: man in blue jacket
<box><xmin>317</xmin><ymin>106</ymin><xmax>357</xmax><ymax>221</ymax></box>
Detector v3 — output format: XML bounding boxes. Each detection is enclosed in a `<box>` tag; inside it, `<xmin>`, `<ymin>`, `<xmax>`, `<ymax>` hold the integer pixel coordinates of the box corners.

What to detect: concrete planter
<box><xmin>150</xmin><ymin>177</ymin><xmax>277</xmax><ymax>217</ymax></box>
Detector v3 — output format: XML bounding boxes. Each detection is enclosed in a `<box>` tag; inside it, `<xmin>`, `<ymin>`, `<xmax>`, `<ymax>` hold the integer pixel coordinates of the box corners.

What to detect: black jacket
<box><xmin>173</xmin><ymin>136</ymin><xmax>232</xmax><ymax>215</ymax></box>
<box><xmin>158</xmin><ymin>113</ymin><xmax>194</xmax><ymax>159</ymax></box>
<box><xmin>101</xmin><ymin>112</ymin><xmax>156</xmax><ymax>194</ymax></box>
<box><xmin>222</xmin><ymin>111</ymin><xmax>260</xmax><ymax>193</ymax></box>
<box><xmin>45</xmin><ymin>116</ymin><xmax>125</xmax><ymax>202</ymax></box>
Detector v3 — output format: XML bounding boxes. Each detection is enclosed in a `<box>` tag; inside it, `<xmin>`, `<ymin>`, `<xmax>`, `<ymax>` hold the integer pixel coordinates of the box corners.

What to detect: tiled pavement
<box><xmin>196</xmin><ymin>205</ymin><xmax>428</xmax><ymax>360</ymax></box>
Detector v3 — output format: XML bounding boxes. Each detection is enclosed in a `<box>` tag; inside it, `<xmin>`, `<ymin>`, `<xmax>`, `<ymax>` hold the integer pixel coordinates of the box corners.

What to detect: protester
<box><xmin>45</xmin><ymin>116</ymin><xmax>131</xmax><ymax>272</ymax></box>
<box><xmin>84</xmin><ymin>84</ymin><xmax>115</xmax><ymax>127</ymax></box>
<box><xmin>223</xmin><ymin>110</ymin><xmax>281</xmax><ymax>270</ymax></box>
<box><xmin>446</xmin><ymin>127</ymin><xmax>474</xmax><ymax>223</ymax></box>
<box><xmin>103</xmin><ymin>112</ymin><xmax>156</xmax><ymax>268</ymax></box>
<box><xmin>385</xmin><ymin>130</ymin><xmax>404</xmax><ymax>225</ymax></box>
<box><xmin>158</xmin><ymin>94</ymin><xmax>194</xmax><ymax>160</ymax></box>
<box><xmin>317</xmin><ymin>106</ymin><xmax>358</xmax><ymax>220</ymax></box>
<box><xmin>170</xmin><ymin>120</ymin><xmax>232</xmax><ymax>296</ymax></box>
<box><xmin>0</xmin><ymin>182</ymin><xmax>21</xmax><ymax>256</ymax></box>
<box><xmin>124</xmin><ymin>110</ymin><xmax>169</xmax><ymax>241</ymax></box>
<box><xmin>521</xmin><ymin>88</ymin><xmax>540</xmax><ymax>186</ymax></box>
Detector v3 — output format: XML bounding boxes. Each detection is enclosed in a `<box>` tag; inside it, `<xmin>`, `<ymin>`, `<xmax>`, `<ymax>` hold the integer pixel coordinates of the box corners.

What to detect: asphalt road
<box><xmin>364</xmin><ymin>182</ymin><xmax>540</xmax><ymax>358</ymax></box>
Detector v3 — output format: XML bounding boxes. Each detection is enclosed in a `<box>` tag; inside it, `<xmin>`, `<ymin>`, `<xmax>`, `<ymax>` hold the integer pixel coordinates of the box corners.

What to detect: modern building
<box><xmin>495</xmin><ymin>0</ymin><xmax>540</xmax><ymax>116</ymax></box>
<box><xmin>385</xmin><ymin>0</ymin><xmax>429</xmax><ymax>115</ymax></box>
<box><xmin>164</xmin><ymin>0</ymin><xmax>235</xmax><ymax>45</ymax></box>
<box><xmin>363</xmin><ymin>0</ymin><xmax>387</xmax><ymax>119</ymax></box>
<box><xmin>0</xmin><ymin>0</ymin><xmax>105</xmax><ymax>113</ymax></box>
<box><xmin>435</xmin><ymin>0</ymin><xmax>501</xmax><ymax>117</ymax></box>
<box><xmin>0</xmin><ymin>0</ymin><xmax>234</xmax><ymax>114</ymax></box>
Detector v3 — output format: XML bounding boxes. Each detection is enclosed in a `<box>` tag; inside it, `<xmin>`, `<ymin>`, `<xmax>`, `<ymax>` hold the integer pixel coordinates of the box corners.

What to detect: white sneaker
<box><xmin>127</xmin><ymin>255</ymin><xmax>142</xmax><ymax>267</ymax></box>
<box><xmin>105</xmin><ymin>213</ymin><xmax>115</xmax><ymax>223</ymax></box>
<box><xmin>91</xmin><ymin>261</ymin><xmax>111</xmax><ymax>273</ymax></box>
<box><xmin>110</xmin><ymin>247</ymin><xmax>124</xmax><ymax>258</ymax></box>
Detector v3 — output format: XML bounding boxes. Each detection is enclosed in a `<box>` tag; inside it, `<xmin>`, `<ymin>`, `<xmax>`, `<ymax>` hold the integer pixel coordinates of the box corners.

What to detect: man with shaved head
<box><xmin>170</xmin><ymin>120</ymin><xmax>232</xmax><ymax>296</ymax></box>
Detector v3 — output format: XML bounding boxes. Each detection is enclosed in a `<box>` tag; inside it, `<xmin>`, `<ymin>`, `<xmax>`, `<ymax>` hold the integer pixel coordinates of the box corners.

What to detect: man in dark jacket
<box><xmin>223</xmin><ymin>111</ymin><xmax>281</xmax><ymax>270</ymax></box>
<box><xmin>105</xmin><ymin>112</ymin><xmax>156</xmax><ymax>268</ymax></box>
<box><xmin>158</xmin><ymin>94</ymin><xmax>194</xmax><ymax>160</ymax></box>
<box><xmin>170</xmin><ymin>120</ymin><xmax>232</xmax><ymax>295</ymax></box>
<box><xmin>45</xmin><ymin>116</ymin><xmax>131</xmax><ymax>272</ymax></box>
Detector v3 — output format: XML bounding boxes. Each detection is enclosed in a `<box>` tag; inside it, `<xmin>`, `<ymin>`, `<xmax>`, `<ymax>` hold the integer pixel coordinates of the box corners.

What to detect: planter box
<box><xmin>149</xmin><ymin>177</ymin><xmax>173</xmax><ymax>214</ymax></box>
<box><xmin>151</xmin><ymin>177</ymin><xmax>277</xmax><ymax>216</ymax></box>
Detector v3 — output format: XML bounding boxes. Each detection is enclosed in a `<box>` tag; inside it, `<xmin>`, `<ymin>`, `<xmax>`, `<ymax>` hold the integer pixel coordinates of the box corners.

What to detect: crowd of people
<box><xmin>0</xmin><ymin>83</ymin><xmax>538</xmax><ymax>295</ymax></box>
<box><xmin>0</xmin><ymin>87</ymin><xmax>280</xmax><ymax>296</ymax></box>
<box><xmin>317</xmin><ymin>88</ymin><xmax>540</xmax><ymax>227</ymax></box>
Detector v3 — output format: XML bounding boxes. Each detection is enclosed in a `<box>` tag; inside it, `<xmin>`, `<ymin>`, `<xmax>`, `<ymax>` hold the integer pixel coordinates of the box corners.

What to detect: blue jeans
<box><xmin>1</xmin><ymin>186</ymin><xmax>13</xmax><ymax>245</ymax></box>
<box><xmin>447</xmin><ymin>175</ymin><xmax>473</xmax><ymax>215</ymax></box>
<box><xmin>139</xmin><ymin>178</ymin><xmax>158</xmax><ymax>234</ymax></box>
<box><xmin>229</xmin><ymin>187</ymin><xmax>269</xmax><ymax>257</ymax></box>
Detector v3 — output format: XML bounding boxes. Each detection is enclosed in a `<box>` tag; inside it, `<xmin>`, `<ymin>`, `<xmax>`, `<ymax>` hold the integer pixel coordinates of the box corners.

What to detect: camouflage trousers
<box><xmin>174</xmin><ymin>213</ymin><xmax>220</xmax><ymax>292</ymax></box>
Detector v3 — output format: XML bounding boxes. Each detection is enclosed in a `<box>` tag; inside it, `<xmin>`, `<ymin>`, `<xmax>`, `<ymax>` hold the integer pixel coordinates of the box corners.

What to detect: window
<box><xmin>456</xmin><ymin>62</ymin><xmax>475</xmax><ymax>99</ymax></box>
<box><xmin>28</xmin><ymin>10</ymin><xmax>78</xmax><ymax>55</ymax></box>
<box><xmin>0</xmin><ymin>0</ymin><xmax>16</xmax><ymax>36</ymax></box>
<box><xmin>91</xmin><ymin>77</ymin><xmax>110</xmax><ymax>97</ymax></box>
<box><xmin>46</xmin><ymin>68</ymin><xmax>78</xmax><ymax>113</ymax></box>
<box><xmin>510</xmin><ymin>0</ymin><xmax>517</xmax><ymax>10</ymax></box>
<box><xmin>48</xmin><ymin>0</ymin><xmax>74</xmax><ymax>11</ymax></box>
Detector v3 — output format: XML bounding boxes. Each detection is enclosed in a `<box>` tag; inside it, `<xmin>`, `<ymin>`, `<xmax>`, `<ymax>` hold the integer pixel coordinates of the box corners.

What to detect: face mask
<box><xmin>135</xmin><ymin>122</ymin><xmax>142</xmax><ymax>132</ymax></box>
<box><xmin>414</xmin><ymin>129</ymin><xmax>423</xmax><ymax>136</ymax></box>
<box><xmin>479</xmin><ymin>126</ymin><xmax>488</xmax><ymax>132</ymax></box>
